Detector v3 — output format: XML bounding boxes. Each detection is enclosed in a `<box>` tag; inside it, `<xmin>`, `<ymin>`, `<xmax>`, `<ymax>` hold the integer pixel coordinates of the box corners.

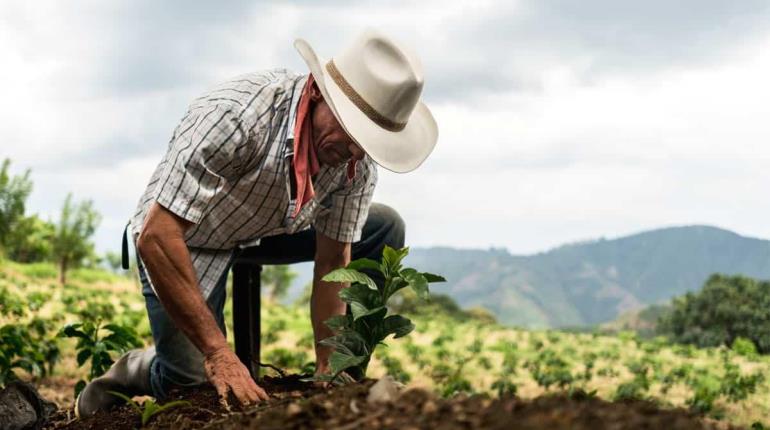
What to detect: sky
<box><xmin>1</xmin><ymin>0</ymin><xmax>769</xmax><ymax>256</ymax></box>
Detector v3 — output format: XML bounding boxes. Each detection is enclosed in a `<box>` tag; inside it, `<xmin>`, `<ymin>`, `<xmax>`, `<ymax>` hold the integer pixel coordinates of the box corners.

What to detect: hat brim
<box><xmin>293</xmin><ymin>38</ymin><xmax>438</xmax><ymax>173</ymax></box>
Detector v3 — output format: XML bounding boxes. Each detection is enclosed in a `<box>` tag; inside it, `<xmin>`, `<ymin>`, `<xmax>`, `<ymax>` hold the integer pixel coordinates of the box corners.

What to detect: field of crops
<box><xmin>2</xmin><ymin>260</ymin><xmax>769</xmax><ymax>428</ymax></box>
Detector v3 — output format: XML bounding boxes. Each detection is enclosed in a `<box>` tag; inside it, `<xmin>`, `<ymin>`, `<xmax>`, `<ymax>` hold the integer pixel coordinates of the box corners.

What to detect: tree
<box><xmin>0</xmin><ymin>159</ymin><xmax>33</xmax><ymax>255</ymax></box>
<box><xmin>5</xmin><ymin>214</ymin><xmax>55</xmax><ymax>263</ymax></box>
<box><xmin>51</xmin><ymin>194</ymin><xmax>100</xmax><ymax>285</ymax></box>
<box><xmin>657</xmin><ymin>274</ymin><xmax>770</xmax><ymax>354</ymax></box>
<box><xmin>262</xmin><ymin>265</ymin><xmax>297</xmax><ymax>301</ymax></box>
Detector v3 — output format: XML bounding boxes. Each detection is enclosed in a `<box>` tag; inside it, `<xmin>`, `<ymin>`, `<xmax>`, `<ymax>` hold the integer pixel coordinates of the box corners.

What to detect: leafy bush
<box><xmin>526</xmin><ymin>349</ymin><xmax>574</xmax><ymax>390</ymax></box>
<box><xmin>380</xmin><ymin>355</ymin><xmax>411</xmax><ymax>384</ymax></box>
<box><xmin>658</xmin><ymin>274</ymin><xmax>770</xmax><ymax>353</ymax></box>
<box><xmin>316</xmin><ymin>246</ymin><xmax>444</xmax><ymax>382</ymax></box>
<box><xmin>732</xmin><ymin>337</ymin><xmax>759</xmax><ymax>358</ymax></box>
<box><xmin>491</xmin><ymin>378</ymin><xmax>517</xmax><ymax>397</ymax></box>
<box><xmin>720</xmin><ymin>353</ymin><xmax>763</xmax><ymax>402</ymax></box>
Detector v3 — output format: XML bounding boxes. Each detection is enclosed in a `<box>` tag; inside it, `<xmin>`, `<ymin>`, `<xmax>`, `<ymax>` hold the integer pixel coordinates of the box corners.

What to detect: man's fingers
<box><xmin>212</xmin><ymin>380</ymin><xmax>231</xmax><ymax>410</ymax></box>
<box><xmin>228</xmin><ymin>381</ymin><xmax>253</xmax><ymax>407</ymax></box>
<box><xmin>242</xmin><ymin>383</ymin><xmax>260</xmax><ymax>405</ymax></box>
<box><xmin>255</xmin><ymin>385</ymin><xmax>270</xmax><ymax>401</ymax></box>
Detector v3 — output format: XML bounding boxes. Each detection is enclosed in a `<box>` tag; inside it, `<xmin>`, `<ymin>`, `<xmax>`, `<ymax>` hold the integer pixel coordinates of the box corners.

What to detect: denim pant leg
<box><xmin>138</xmin><ymin>257</ymin><xmax>230</xmax><ymax>399</ymax></box>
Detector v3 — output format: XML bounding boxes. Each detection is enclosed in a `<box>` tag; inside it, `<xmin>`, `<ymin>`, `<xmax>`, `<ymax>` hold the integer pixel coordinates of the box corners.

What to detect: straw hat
<box><xmin>294</xmin><ymin>29</ymin><xmax>438</xmax><ymax>173</ymax></box>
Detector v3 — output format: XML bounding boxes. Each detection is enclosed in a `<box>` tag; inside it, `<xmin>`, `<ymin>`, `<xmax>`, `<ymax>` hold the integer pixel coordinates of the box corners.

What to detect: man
<box><xmin>77</xmin><ymin>29</ymin><xmax>438</xmax><ymax>416</ymax></box>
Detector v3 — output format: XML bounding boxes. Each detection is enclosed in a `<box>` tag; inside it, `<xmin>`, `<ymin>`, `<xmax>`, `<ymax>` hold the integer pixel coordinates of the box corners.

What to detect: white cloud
<box><xmin>1</xmin><ymin>0</ymin><xmax>769</xmax><ymax>256</ymax></box>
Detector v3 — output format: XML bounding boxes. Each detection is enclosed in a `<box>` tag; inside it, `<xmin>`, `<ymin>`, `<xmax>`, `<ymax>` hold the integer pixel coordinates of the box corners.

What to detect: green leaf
<box><xmin>338</xmin><ymin>284</ymin><xmax>382</xmax><ymax>309</ymax></box>
<box><xmin>351</xmin><ymin>304</ymin><xmax>386</xmax><ymax>321</ymax></box>
<box><xmin>401</xmin><ymin>268</ymin><xmax>429</xmax><ymax>299</ymax></box>
<box><xmin>148</xmin><ymin>400</ymin><xmax>191</xmax><ymax>424</ymax></box>
<box><xmin>320</xmin><ymin>330</ymin><xmax>369</xmax><ymax>357</ymax></box>
<box><xmin>74</xmin><ymin>380</ymin><xmax>87</xmax><ymax>398</ymax></box>
<box><xmin>381</xmin><ymin>315</ymin><xmax>415</xmax><ymax>339</ymax></box>
<box><xmin>76</xmin><ymin>349</ymin><xmax>92</xmax><ymax>367</ymax></box>
<box><xmin>329</xmin><ymin>351</ymin><xmax>367</xmax><ymax>374</ymax></box>
<box><xmin>382</xmin><ymin>246</ymin><xmax>409</xmax><ymax>275</ymax></box>
<box><xmin>422</xmin><ymin>272</ymin><xmax>446</xmax><ymax>283</ymax></box>
<box><xmin>319</xmin><ymin>336</ymin><xmax>355</xmax><ymax>356</ymax></box>
<box><xmin>108</xmin><ymin>390</ymin><xmax>142</xmax><ymax>414</ymax></box>
<box><xmin>142</xmin><ymin>401</ymin><xmax>158</xmax><ymax>425</ymax></box>
<box><xmin>346</xmin><ymin>258</ymin><xmax>382</xmax><ymax>273</ymax></box>
<box><xmin>322</xmin><ymin>268</ymin><xmax>377</xmax><ymax>290</ymax></box>
<box><xmin>60</xmin><ymin>324</ymin><xmax>89</xmax><ymax>340</ymax></box>
<box><xmin>324</xmin><ymin>315</ymin><xmax>351</xmax><ymax>331</ymax></box>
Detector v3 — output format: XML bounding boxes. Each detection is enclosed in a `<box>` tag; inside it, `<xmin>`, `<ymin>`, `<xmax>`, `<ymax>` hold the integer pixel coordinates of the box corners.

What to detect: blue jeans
<box><xmin>138</xmin><ymin>203</ymin><xmax>405</xmax><ymax>399</ymax></box>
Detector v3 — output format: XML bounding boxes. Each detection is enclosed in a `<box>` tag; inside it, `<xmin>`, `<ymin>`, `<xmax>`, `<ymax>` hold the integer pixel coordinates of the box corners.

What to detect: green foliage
<box><xmin>69</xmin><ymin>267</ymin><xmax>122</xmax><ymax>284</ymax></box>
<box><xmin>431</xmin><ymin>358</ymin><xmax>474</xmax><ymax>397</ymax></box>
<box><xmin>491</xmin><ymin>378</ymin><xmax>517</xmax><ymax>397</ymax></box>
<box><xmin>612</xmin><ymin>359</ymin><xmax>653</xmax><ymax>402</ymax></box>
<box><xmin>658</xmin><ymin>274</ymin><xmax>770</xmax><ymax>353</ymax></box>
<box><xmin>59</xmin><ymin>319</ymin><xmax>142</xmax><ymax>396</ymax></box>
<box><xmin>0</xmin><ymin>283</ymin><xmax>61</xmax><ymax>387</ymax></box>
<box><xmin>51</xmin><ymin>193</ymin><xmax>101</xmax><ymax>285</ymax></box>
<box><xmin>0</xmin><ymin>159</ymin><xmax>33</xmax><ymax>256</ymax></box>
<box><xmin>0</xmin><ymin>285</ymin><xmax>25</xmax><ymax>317</ymax></box>
<box><xmin>732</xmin><ymin>337</ymin><xmax>759</xmax><ymax>358</ymax></box>
<box><xmin>263</xmin><ymin>348</ymin><xmax>308</xmax><ymax>373</ymax></box>
<box><xmin>4</xmin><ymin>215</ymin><xmax>55</xmax><ymax>263</ymax></box>
<box><xmin>0</xmin><ymin>322</ymin><xmax>60</xmax><ymax>387</ymax></box>
<box><xmin>109</xmin><ymin>391</ymin><xmax>190</xmax><ymax>426</ymax></box>
<box><xmin>316</xmin><ymin>246</ymin><xmax>445</xmax><ymax>383</ymax></box>
<box><xmin>720</xmin><ymin>352</ymin><xmax>763</xmax><ymax>402</ymax></box>
<box><xmin>262</xmin><ymin>265</ymin><xmax>297</xmax><ymax>301</ymax></box>
<box><xmin>380</xmin><ymin>354</ymin><xmax>411</xmax><ymax>384</ymax></box>
<box><xmin>686</xmin><ymin>374</ymin><xmax>722</xmax><ymax>414</ymax></box>
<box><xmin>526</xmin><ymin>348</ymin><xmax>574</xmax><ymax>390</ymax></box>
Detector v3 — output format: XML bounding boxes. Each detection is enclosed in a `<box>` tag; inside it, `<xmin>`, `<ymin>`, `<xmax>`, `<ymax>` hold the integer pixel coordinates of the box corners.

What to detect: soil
<box><xmin>43</xmin><ymin>376</ymin><xmax>742</xmax><ymax>430</ymax></box>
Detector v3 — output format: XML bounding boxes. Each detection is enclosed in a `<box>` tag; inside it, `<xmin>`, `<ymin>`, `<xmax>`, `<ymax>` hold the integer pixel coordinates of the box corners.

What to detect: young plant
<box><xmin>317</xmin><ymin>245</ymin><xmax>445</xmax><ymax>383</ymax></box>
<box><xmin>59</xmin><ymin>319</ymin><xmax>142</xmax><ymax>396</ymax></box>
<box><xmin>491</xmin><ymin>377</ymin><xmax>517</xmax><ymax>398</ymax></box>
<box><xmin>108</xmin><ymin>391</ymin><xmax>190</xmax><ymax>426</ymax></box>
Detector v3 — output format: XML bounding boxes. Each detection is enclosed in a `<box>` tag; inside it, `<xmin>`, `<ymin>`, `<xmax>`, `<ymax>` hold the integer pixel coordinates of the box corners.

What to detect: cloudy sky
<box><xmin>2</xmin><ymin>0</ymin><xmax>769</xmax><ymax>256</ymax></box>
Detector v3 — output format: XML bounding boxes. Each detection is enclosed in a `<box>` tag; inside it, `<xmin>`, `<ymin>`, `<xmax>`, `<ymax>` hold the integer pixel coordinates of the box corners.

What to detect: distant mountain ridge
<box><xmin>285</xmin><ymin>226</ymin><xmax>770</xmax><ymax>328</ymax></box>
<box><xmin>402</xmin><ymin>226</ymin><xmax>770</xmax><ymax>328</ymax></box>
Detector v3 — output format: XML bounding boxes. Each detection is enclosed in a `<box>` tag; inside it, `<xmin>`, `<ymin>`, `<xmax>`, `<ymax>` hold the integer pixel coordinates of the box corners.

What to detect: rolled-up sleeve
<box><xmin>153</xmin><ymin>105</ymin><xmax>248</xmax><ymax>224</ymax></box>
<box><xmin>312</xmin><ymin>158</ymin><xmax>378</xmax><ymax>243</ymax></box>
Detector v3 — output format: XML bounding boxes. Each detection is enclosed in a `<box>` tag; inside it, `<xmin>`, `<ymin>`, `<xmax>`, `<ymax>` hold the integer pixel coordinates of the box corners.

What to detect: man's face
<box><xmin>309</xmin><ymin>85</ymin><xmax>366</xmax><ymax>168</ymax></box>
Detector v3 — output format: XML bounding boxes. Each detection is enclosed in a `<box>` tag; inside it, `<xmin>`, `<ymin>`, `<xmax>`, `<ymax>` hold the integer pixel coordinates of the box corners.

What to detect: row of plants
<box><xmin>4</xmin><ymin>255</ymin><xmax>770</xmax><ymax>428</ymax></box>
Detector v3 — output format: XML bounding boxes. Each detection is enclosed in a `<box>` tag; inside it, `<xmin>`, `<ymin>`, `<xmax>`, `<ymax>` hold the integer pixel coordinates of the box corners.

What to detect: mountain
<box><xmin>284</xmin><ymin>225</ymin><xmax>770</xmax><ymax>328</ymax></box>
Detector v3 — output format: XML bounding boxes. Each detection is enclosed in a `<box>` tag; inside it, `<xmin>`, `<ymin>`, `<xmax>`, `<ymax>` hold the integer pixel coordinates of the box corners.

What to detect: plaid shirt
<box><xmin>130</xmin><ymin>69</ymin><xmax>377</xmax><ymax>298</ymax></box>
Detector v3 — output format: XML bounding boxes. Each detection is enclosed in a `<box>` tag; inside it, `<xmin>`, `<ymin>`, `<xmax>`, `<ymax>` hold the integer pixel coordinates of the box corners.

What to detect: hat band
<box><xmin>325</xmin><ymin>60</ymin><xmax>406</xmax><ymax>132</ymax></box>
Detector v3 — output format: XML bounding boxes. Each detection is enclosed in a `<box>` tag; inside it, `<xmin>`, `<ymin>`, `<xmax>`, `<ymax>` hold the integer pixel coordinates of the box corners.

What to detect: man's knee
<box><xmin>368</xmin><ymin>203</ymin><xmax>405</xmax><ymax>249</ymax></box>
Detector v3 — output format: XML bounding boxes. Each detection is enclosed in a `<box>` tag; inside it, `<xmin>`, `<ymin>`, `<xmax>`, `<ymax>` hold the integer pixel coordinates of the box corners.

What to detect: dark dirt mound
<box><xmin>44</xmin><ymin>376</ymin><xmax>740</xmax><ymax>430</ymax></box>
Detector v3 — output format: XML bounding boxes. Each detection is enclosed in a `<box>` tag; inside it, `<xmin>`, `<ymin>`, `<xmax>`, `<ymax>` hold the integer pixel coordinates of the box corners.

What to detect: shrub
<box><xmin>658</xmin><ymin>274</ymin><xmax>770</xmax><ymax>353</ymax></box>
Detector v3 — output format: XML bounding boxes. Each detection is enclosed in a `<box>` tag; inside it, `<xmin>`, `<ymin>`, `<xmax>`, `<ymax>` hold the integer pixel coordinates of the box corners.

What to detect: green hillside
<box><xmin>402</xmin><ymin>225</ymin><xmax>770</xmax><ymax>328</ymax></box>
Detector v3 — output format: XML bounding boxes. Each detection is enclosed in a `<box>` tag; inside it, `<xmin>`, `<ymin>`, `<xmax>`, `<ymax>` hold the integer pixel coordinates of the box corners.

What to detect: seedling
<box><xmin>108</xmin><ymin>391</ymin><xmax>190</xmax><ymax>426</ymax></box>
<box><xmin>59</xmin><ymin>319</ymin><xmax>142</xmax><ymax>396</ymax></box>
<box><xmin>316</xmin><ymin>245</ymin><xmax>445</xmax><ymax>383</ymax></box>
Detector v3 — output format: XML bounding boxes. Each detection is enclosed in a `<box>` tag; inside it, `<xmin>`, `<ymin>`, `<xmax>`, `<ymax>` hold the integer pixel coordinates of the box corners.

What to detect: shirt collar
<box><xmin>286</xmin><ymin>74</ymin><xmax>309</xmax><ymax>143</ymax></box>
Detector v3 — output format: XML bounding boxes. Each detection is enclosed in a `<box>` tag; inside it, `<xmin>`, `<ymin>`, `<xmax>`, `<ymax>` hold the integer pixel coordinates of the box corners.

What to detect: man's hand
<box><xmin>203</xmin><ymin>346</ymin><xmax>269</xmax><ymax>408</ymax></box>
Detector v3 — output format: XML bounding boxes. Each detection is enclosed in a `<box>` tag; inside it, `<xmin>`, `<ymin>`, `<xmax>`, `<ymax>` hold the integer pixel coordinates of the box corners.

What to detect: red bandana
<box><xmin>292</xmin><ymin>75</ymin><xmax>358</xmax><ymax>217</ymax></box>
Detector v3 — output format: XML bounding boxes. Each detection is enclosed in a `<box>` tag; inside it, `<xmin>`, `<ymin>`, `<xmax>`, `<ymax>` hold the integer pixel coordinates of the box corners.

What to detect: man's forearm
<box><xmin>138</xmin><ymin>232</ymin><xmax>228</xmax><ymax>356</ymax></box>
<box><xmin>310</xmin><ymin>263</ymin><xmax>348</xmax><ymax>368</ymax></box>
